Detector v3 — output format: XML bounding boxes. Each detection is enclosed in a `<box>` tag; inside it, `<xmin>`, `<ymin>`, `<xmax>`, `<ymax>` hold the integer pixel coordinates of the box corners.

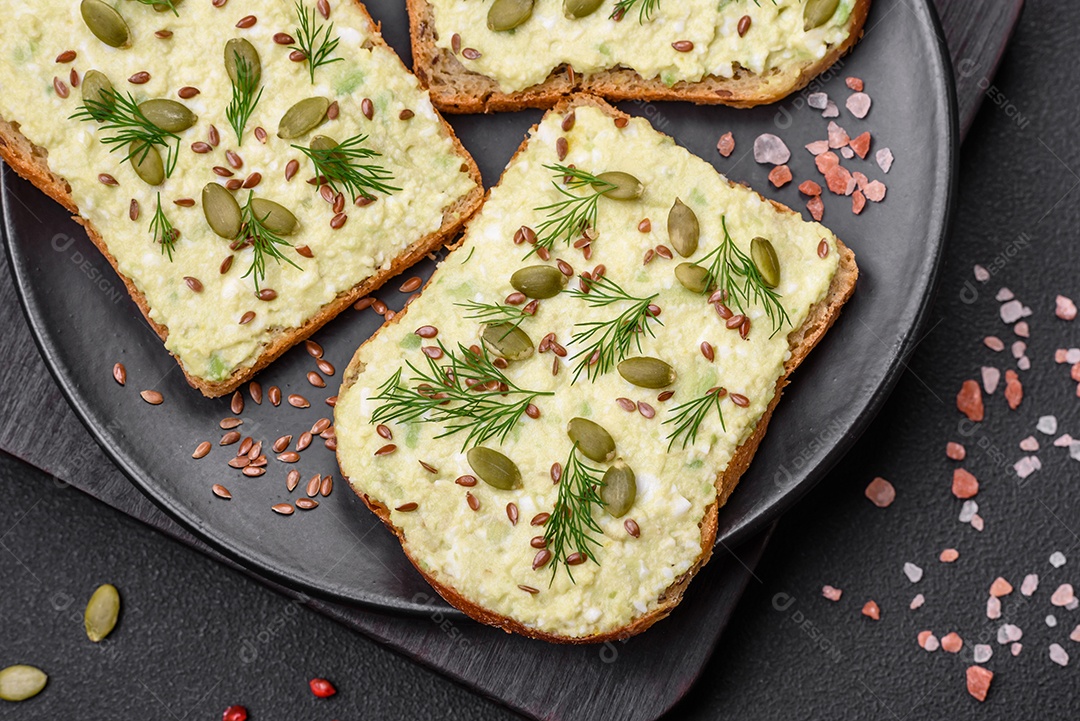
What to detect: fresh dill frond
<box><xmin>290</xmin><ymin>1</ymin><xmax>343</xmax><ymax>84</ymax></box>
<box><xmin>543</xmin><ymin>443</ymin><xmax>606</xmax><ymax>583</ymax></box>
<box><xmin>567</xmin><ymin>275</ymin><xmax>662</xmax><ymax>382</ymax></box>
<box><xmin>291</xmin><ymin>134</ymin><xmax>399</xmax><ymax>203</ymax></box>
<box><xmin>149</xmin><ymin>192</ymin><xmax>179</xmax><ymax>260</ymax></box>
<box><xmin>226</xmin><ymin>50</ymin><xmax>263</xmax><ymax>144</ymax></box>
<box><xmin>455</xmin><ymin>300</ymin><xmax>529</xmax><ymax>329</ymax></box>
<box><xmin>693</xmin><ymin>216</ymin><xmax>791</xmax><ymax>336</ymax></box>
<box><xmin>237</xmin><ymin>192</ymin><xmax>301</xmax><ymax>291</ymax></box>
<box><xmin>531</xmin><ymin>164</ymin><xmax>616</xmax><ymax>254</ymax></box>
<box><xmin>610</xmin><ymin>0</ymin><xmax>660</xmax><ymax>23</ymax></box>
<box><xmin>663</xmin><ymin>386</ymin><xmax>727</xmax><ymax>451</ymax></box>
<box><xmin>70</xmin><ymin>90</ymin><xmax>181</xmax><ymax>177</ymax></box>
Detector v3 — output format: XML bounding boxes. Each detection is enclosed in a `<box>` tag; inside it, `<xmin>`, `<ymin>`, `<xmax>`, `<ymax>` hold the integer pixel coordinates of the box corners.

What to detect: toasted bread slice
<box><xmin>408</xmin><ymin>0</ymin><xmax>871</xmax><ymax>113</ymax></box>
<box><xmin>0</xmin><ymin>0</ymin><xmax>483</xmax><ymax>397</ymax></box>
<box><xmin>335</xmin><ymin>95</ymin><xmax>857</xmax><ymax>642</ymax></box>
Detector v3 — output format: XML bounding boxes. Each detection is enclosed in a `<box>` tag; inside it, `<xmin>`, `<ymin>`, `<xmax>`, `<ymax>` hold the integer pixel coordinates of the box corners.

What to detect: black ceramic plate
<box><xmin>2</xmin><ymin>0</ymin><xmax>955</xmax><ymax>614</ymax></box>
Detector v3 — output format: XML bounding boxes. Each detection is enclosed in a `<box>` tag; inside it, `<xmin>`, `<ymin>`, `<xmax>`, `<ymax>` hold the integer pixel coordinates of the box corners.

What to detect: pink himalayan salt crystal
<box><xmin>1050</xmin><ymin>643</ymin><xmax>1069</xmax><ymax>666</ymax></box>
<box><xmin>997</xmin><ymin>624</ymin><xmax>1023</xmax><ymax>644</ymax></box>
<box><xmin>946</xmin><ymin>442</ymin><xmax>966</xmax><ymax>460</ymax></box>
<box><xmin>862</xmin><ymin>600</ymin><xmax>880</xmax><ymax>620</ymax></box>
<box><xmin>966</xmin><ymin>666</ymin><xmax>993</xmax><ymax>702</ymax></box>
<box><xmin>846</xmin><ymin>91</ymin><xmax>871</xmax><ymax>118</ymax></box>
<box><xmin>1056</xmin><ymin>349</ymin><xmax>1068</xmax><ymax>363</ymax></box>
<box><xmin>940</xmin><ymin>548</ymin><xmax>959</xmax><ymax>562</ymax></box>
<box><xmin>1051</xmin><ymin>583</ymin><xmax>1075</xmax><ymax>607</ymax></box>
<box><xmin>984</xmin><ymin>336</ymin><xmax>1005</xmax><ymax>351</ymax></box>
<box><xmin>1057</xmin><ymin>295</ymin><xmax>1077</xmax><ymax>320</ymax></box>
<box><xmin>1011</xmin><ymin>642</ymin><xmax>1023</xmax><ymax>656</ymax></box>
<box><xmin>973</xmin><ymin>264</ymin><xmax>989</xmax><ymax>282</ymax></box>
<box><xmin>1068</xmin><ymin>348</ymin><xmax>1080</xmax><ymax>364</ymax></box>
<box><xmin>1017</xmin><ymin>356</ymin><xmax>1031</xmax><ymax>371</ymax></box>
<box><xmin>904</xmin><ymin>562</ymin><xmax>923</xmax><ymax>583</ymax></box>
<box><xmin>822</xmin><ymin>585</ymin><xmax>843</xmax><ymax>601</ymax></box>
<box><xmin>1014</xmin><ymin>321</ymin><xmax>1030</xmax><ymax>337</ymax></box>
<box><xmin>840</xmin><ymin>146</ymin><xmax>855</xmax><ymax>159</ymax></box>
<box><xmin>1050</xmin><ymin>551</ymin><xmax>1066</xmax><ymax>568</ymax></box>
<box><xmin>1014</xmin><ymin>456</ymin><xmax>1039</xmax><ymax>479</ymax></box>
<box><xmin>807</xmin><ymin>92</ymin><xmax>828</xmax><ymax>109</ymax></box>
<box><xmin>982</xmin><ymin>367</ymin><xmax>1001</xmax><ymax>394</ymax></box>
<box><xmin>822</xmin><ymin>100</ymin><xmax>839</xmax><ymax>118</ymax></box>
<box><xmin>805</xmin><ymin>139</ymin><xmax>829</xmax><ymax>155</ymax></box>
<box><xmin>997</xmin><ymin>288</ymin><xmax>1015</xmax><ymax>301</ymax></box>
<box><xmin>987</xmin><ymin>596</ymin><xmax>1001</xmax><ymax>620</ymax></box>
<box><xmin>864</xmin><ymin>477</ymin><xmax>895</xmax><ymax>507</ymax></box>
<box><xmin>917</xmin><ymin>630</ymin><xmax>939</xmax><ymax>651</ymax></box>
<box><xmin>910</xmin><ymin>594</ymin><xmax>925</xmax><ymax>610</ymax></box>
<box><xmin>827</xmin><ymin>121</ymin><xmax>850</xmax><ymax>148</ymax></box>
<box><xmin>941</xmin><ymin>632</ymin><xmax>963</xmax><ymax>653</ymax></box>
<box><xmin>753</xmin><ymin>133</ymin><xmax>790</xmax><ymax>165</ymax></box>
<box><xmin>1011</xmin><ymin>340</ymin><xmax>1027</xmax><ymax>359</ymax></box>
<box><xmin>1069</xmin><ymin>625</ymin><xmax>1080</xmax><ymax>642</ymax></box>
<box><xmin>1054</xmin><ymin>434</ymin><xmax>1074</xmax><ymax>447</ymax></box>
<box><xmin>1021</xmin><ymin>573</ymin><xmax>1039</xmax><ymax>596</ymax></box>
<box><xmin>971</xmin><ymin>514</ymin><xmax>985</xmax><ymax>531</ymax></box>
<box><xmin>1000</xmin><ymin>299</ymin><xmax>1026</xmax><ymax>323</ymax></box>
<box><xmin>875</xmin><ymin>147</ymin><xmax>893</xmax><ymax>173</ymax></box>
<box><xmin>1020</xmin><ymin>436</ymin><xmax>1040</xmax><ymax>452</ymax></box>
<box><xmin>974</xmin><ymin>645</ymin><xmax>993</xmax><ymax>663</ymax></box>
<box><xmin>863</xmin><ymin>180</ymin><xmax>886</xmax><ymax>202</ymax></box>
<box><xmin>990</xmin><ymin>577</ymin><xmax>1013</xmax><ymax>597</ymax></box>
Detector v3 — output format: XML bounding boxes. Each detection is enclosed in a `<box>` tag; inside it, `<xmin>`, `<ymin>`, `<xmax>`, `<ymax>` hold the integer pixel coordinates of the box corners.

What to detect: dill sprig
<box><xmin>290</xmin><ymin>1</ymin><xmax>343</xmax><ymax>84</ymax></box>
<box><xmin>237</xmin><ymin>192</ymin><xmax>301</xmax><ymax>291</ymax></box>
<box><xmin>567</xmin><ymin>275</ymin><xmax>662</xmax><ymax>382</ymax></box>
<box><xmin>369</xmin><ymin>342</ymin><xmax>553</xmax><ymax>451</ymax></box>
<box><xmin>693</xmin><ymin>216</ymin><xmax>791</xmax><ymax>336</ymax></box>
<box><xmin>663</xmin><ymin>386</ymin><xmax>727</xmax><ymax>451</ymax></box>
<box><xmin>292</xmin><ymin>134</ymin><xmax>399</xmax><ymax>203</ymax></box>
<box><xmin>610</xmin><ymin>0</ymin><xmax>660</xmax><ymax>22</ymax></box>
<box><xmin>70</xmin><ymin>90</ymin><xmax>180</xmax><ymax>177</ymax></box>
<box><xmin>149</xmin><ymin>193</ymin><xmax>179</xmax><ymax>260</ymax></box>
<box><xmin>531</xmin><ymin>164</ymin><xmax>616</xmax><ymax>254</ymax></box>
<box><xmin>129</xmin><ymin>0</ymin><xmax>180</xmax><ymax>16</ymax></box>
<box><xmin>226</xmin><ymin>50</ymin><xmax>263</xmax><ymax>144</ymax></box>
<box><xmin>543</xmin><ymin>443</ymin><xmax>605</xmax><ymax>583</ymax></box>
<box><xmin>455</xmin><ymin>300</ymin><xmax>529</xmax><ymax>329</ymax></box>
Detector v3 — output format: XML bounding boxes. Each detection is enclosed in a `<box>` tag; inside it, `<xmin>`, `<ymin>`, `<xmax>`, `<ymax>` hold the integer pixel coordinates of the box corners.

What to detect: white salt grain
<box><xmin>904</xmin><ymin>562</ymin><xmax>923</xmax><ymax>583</ymax></box>
<box><xmin>1050</xmin><ymin>551</ymin><xmax>1066</xmax><ymax>568</ymax></box>
<box><xmin>1038</xmin><ymin>416</ymin><xmax>1059</xmax><ymax>435</ymax></box>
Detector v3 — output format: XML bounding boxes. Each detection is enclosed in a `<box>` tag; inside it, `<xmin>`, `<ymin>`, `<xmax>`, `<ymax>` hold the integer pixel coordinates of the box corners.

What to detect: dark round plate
<box><xmin>1</xmin><ymin>0</ymin><xmax>955</xmax><ymax>615</ymax></box>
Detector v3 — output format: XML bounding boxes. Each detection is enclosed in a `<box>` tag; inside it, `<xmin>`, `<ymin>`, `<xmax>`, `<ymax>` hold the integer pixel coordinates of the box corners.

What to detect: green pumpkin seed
<box><xmin>467</xmin><ymin>447</ymin><xmax>522</xmax><ymax>490</ymax></box>
<box><xmin>487</xmin><ymin>0</ymin><xmax>534</xmax><ymax>31</ymax></box>
<box><xmin>617</xmin><ymin>357</ymin><xmax>676</xmax><ymax>389</ymax></box>
<box><xmin>510</xmin><ymin>265</ymin><xmax>567</xmax><ymax>299</ymax></box>
<box><xmin>84</xmin><ymin>583</ymin><xmax>120</xmax><ymax>643</ymax></box>
<box><xmin>593</xmin><ymin>171</ymin><xmax>644</xmax><ymax>201</ymax></box>
<box><xmin>250</xmin><ymin>198</ymin><xmax>298</xmax><ymax>235</ymax></box>
<box><xmin>567</xmin><ymin>417</ymin><xmax>616</xmax><ymax>463</ymax></box>
<box><xmin>81</xmin><ymin>0</ymin><xmax>131</xmax><ymax>48</ymax></box>
<box><xmin>138</xmin><ymin>99</ymin><xmax>197</xmax><ymax>133</ymax></box>
<box><xmin>601</xmin><ymin>460</ymin><xmax>636</xmax><ymax>518</ymax></box>
<box><xmin>564</xmin><ymin>0</ymin><xmax>604</xmax><ymax>18</ymax></box>
<box><xmin>0</xmin><ymin>665</ymin><xmax>47</xmax><ymax>702</ymax></box>
<box><xmin>481</xmin><ymin>323</ymin><xmax>534</xmax><ymax>361</ymax></box>
<box><xmin>129</xmin><ymin>142</ymin><xmax>165</xmax><ymax>186</ymax></box>
<box><xmin>803</xmin><ymin>0</ymin><xmax>840</xmax><ymax>30</ymax></box>
<box><xmin>81</xmin><ymin>70</ymin><xmax>115</xmax><ymax>120</ymax></box>
<box><xmin>277</xmin><ymin>97</ymin><xmax>330</xmax><ymax>139</ymax></box>
<box><xmin>674</xmin><ymin>262</ymin><xmax>713</xmax><ymax>294</ymax></box>
<box><xmin>751</xmin><ymin>237</ymin><xmax>781</xmax><ymax>288</ymax></box>
<box><xmin>667</xmin><ymin>198</ymin><xmax>700</xmax><ymax>257</ymax></box>
<box><xmin>202</xmin><ymin>183</ymin><xmax>242</xmax><ymax>239</ymax></box>
<box><xmin>224</xmin><ymin>38</ymin><xmax>261</xmax><ymax>87</ymax></box>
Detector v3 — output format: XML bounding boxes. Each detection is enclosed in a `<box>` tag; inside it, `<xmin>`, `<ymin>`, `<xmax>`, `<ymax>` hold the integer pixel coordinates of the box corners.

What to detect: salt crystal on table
<box><xmin>875</xmin><ymin>147</ymin><xmax>893</xmax><ymax>173</ymax></box>
<box><xmin>846</xmin><ymin>92</ymin><xmax>871</xmax><ymax>118</ymax></box>
<box><xmin>1070</xmin><ymin>625</ymin><xmax>1080</xmax><ymax>642</ymax></box>
<box><xmin>1012</xmin><ymin>643</ymin><xmax>1023</xmax><ymax>656</ymax></box>
<box><xmin>966</xmin><ymin>666</ymin><xmax>993</xmax><ymax>702</ymax></box>
<box><xmin>996</xmin><ymin>288</ymin><xmax>1015</xmax><ymax>301</ymax></box>
<box><xmin>808</xmin><ymin>92</ymin><xmax>828</xmax><ymax>109</ymax></box>
<box><xmin>984</xmin><ymin>336</ymin><xmax>1005</xmax><ymax>351</ymax></box>
<box><xmin>982</xmin><ymin>367</ymin><xmax>1001</xmax><ymax>394</ymax></box>
<box><xmin>753</xmin><ymin>134</ymin><xmax>791</xmax><ymax>165</ymax></box>
<box><xmin>974</xmin><ymin>264</ymin><xmax>989</xmax><ymax>282</ymax></box>
<box><xmin>863</xmin><ymin>180</ymin><xmax>886</xmax><ymax>202</ymax></box>
<box><xmin>1021</xmin><ymin>305</ymin><xmax>1033</xmax><ymax>318</ymax></box>
<box><xmin>822</xmin><ymin>585</ymin><xmax>843</xmax><ymax>601</ymax></box>
<box><xmin>1056</xmin><ymin>349</ymin><xmax>1069</xmax><ymax>363</ymax></box>
<box><xmin>1054</xmin><ymin>434</ymin><xmax>1073</xmax><ymax>447</ymax></box>
<box><xmin>1050</xmin><ymin>551</ymin><xmax>1066</xmax><ymax>567</ymax></box>
<box><xmin>1051</xmin><ymin>583</ymin><xmax>1075</xmax><ymax>606</ymax></box>
<box><xmin>940</xmin><ymin>548</ymin><xmax>959</xmax><ymax>562</ymax></box>
<box><xmin>840</xmin><ymin>146</ymin><xmax>854</xmax><ymax>159</ymax></box>
<box><xmin>1021</xmin><ymin>573</ymin><xmax>1039</xmax><ymax>596</ymax></box>
<box><xmin>805</xmin><ymin>139</ymin><xmax>829</xmax><ymax>155</ymax></box>
<box><xmin>822</xmin><ymin>100</ymin><xmax>839</xmax><ymax>117</ymax></box>
<box><xmin>1000</xmin><ymin>300</ymin><xmax>1025</xmax><ymax>323</ymax></box>
<box><xmin>864</xmin><ymin>477</ymin><xmax>896</xmax><ymax>507</ymax></box>
<box><xmin>910</xmin><ymin>594</ymin><xmax>925</xmax><ymax>610</ymax></box>
<box><xmin>1047</xmin><ymin>615</ymin><xmax>1058</xmax><ymax>627</ymax></box>
<box><xmin>827</xmin><ymin>121</ymin><xmax>850</xmax><ymax>148</ymax></box>
<box><xmin>924</xmin><ymin>634</ymin><xmax>940</xmax><ymax>651</ymax></box>
<box><xmin>971</xmin><ymin>514</ymin><xmax>985</xmax><ymax>531</ymax></box>
<box><xmin>1014</xmin><ymin>321</ymin><xmax>1030</xmax><ymax>337</ymax></box>
<box><xmin>1068</xmin><ymin>348</ymin><xmax>1080</xmax><ymax>364</ymax></box>
<box><xmin>1069</xmin><ymin>441</ymin><xmax>1080</xmax><ymax>461</ymax></box>
<box><xmin>1050</xmin><ymin>643</ymin><xmax>1070</xmax><ymax>666</ymax></box>
<box><xmin>1018</xmin><ymin>356</ymin><xmax>1031</xmax><ymax>371</ymax></box>
<box><xmin>990</xmin><ymin>577</ymin><xmax>1013</xmax><ymax>597</ymax></box>
<box><xmin>987</xmin><ymin>596</ymin><xmax>1001</xmax><ymax>619</ymax></box>
<box><xmin>974</xmin><ymin>645</ymin><xmax>993</xmax><ymax>663</ymax></box>
<box><xmin>1014</xmin><ymin>456</ymin><xmax>1038</xmax><ymax>479</ymax></box>
<box><xmin>1068</xmin><ymin>598</ymin><xmax>1079</xmax><ymax>610</ymax></box>
<box><xmin>959</xmin><ymin>500</ymin><xmax>979</xmax><ymax>523</ymax></box>
<box><xmin>1012</xmin><ymin>341</ymin><xmax>1027</xmax><ymax>359</ymax></box>
<box><xmin>904</xmin><ymin>562</ymin><xmax>923</xmax><ymax>583</ymax></box>
<box><xmin>946</xmin><ymin>442</ymin><xmax>966</xmax><ymax>460</ymax></box>
<box><xmin>997</xmin><ymin>624</ymin><xmax>1023</xmax><ymax>644</ymax></box>
<box><xmin>1057</xmin><ymin>295</ymin><xmax>1078</xmax><ymax>321</ymax></box>
<box><xmin>941</xmin><ymin>633</ymin><xmax>963</xmax><ymax>653</ymax></box>
<box><xmin>1038</xmin><ymin>416</ymin><xmax>1059</xmax><ymax>435</ymax></box>
<box><xmin>1020</xmin><ymin>436</ymin><xmax>1040</xmax><ymax>452</ymax></box>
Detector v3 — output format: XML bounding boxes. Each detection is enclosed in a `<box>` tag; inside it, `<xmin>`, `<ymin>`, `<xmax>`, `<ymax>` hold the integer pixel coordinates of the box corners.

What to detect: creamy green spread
<box><xmin>335</xmin><ymin>105</ymin><xmax>840</xmax><ymax>638</ymax></box>
<box><xmin>428</xmin><ymin>0</ymin><xmax>856</xmax><ymax>93</ymax></box>
<box><xmin>0</xmin><ymin>0</ymin><xmax>477</xmax><ymax>382</ymax></box>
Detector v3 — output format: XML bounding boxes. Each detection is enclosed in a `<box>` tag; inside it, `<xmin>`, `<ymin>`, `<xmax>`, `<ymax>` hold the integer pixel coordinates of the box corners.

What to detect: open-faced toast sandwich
<box><xmin>0</xmin><ymin>0</ymin><xmax>483</xmax><ymax>397</ymax></box>
<box><xmin>334</xmin><ymin>95</ymin><xmax>858</xmax><ymax>642</ymax></box>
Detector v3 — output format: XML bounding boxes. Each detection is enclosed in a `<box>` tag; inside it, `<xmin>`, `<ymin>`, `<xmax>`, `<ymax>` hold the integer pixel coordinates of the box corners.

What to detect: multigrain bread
<box><xmin>334</xmin><ymin>95</ymin><xmax>858</xmax><ymax>642</ymax></box>
<box><xmin>0</xmin><ymin>0</ymin><xmax>484</xmax><ymax>397</ymax></box>
<box><xmin>408</xmin><ymin>0</ymin><xmax>871</xmax><ymax>113</ymax></box>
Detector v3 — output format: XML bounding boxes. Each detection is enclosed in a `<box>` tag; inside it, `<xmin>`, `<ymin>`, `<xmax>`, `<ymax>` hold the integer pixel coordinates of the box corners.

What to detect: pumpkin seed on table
<box><xmin>250</xmin><ymin>198</ymin><xmax>298</xmax><ymax>234</ymax></box>
<box><xmin>667</xmin><ymin>198</ymin><xmax>699</xmax><ymax>257</ymax></box>
<box><xmin>81</xmin><ymin>0</ymin><xmax>131</xmax><ymax>48</ymax></box>
<box><xmin>564</xmin><ymin>0</ymin><xmax>604</xmax><ymax>18</ymax></box>
<box><xmin>487</xmin><ymin>0</ymin><xmax>534</xmax><ymax>31</ymax></box>
<box><xmin>481</xmin><ymin>323</ymin><xmax>534</xmax><ymax>361</ymax></box>
<box><xmin>803</xmin><ymin>0</ymin><xmax>841</xmax><ymax>30</ymax></box>
<box><xmin>129</xmin><ymin>142</ymin><xmax>165</xmax><ymax>186</ymax></box>
<box><xmin>617</xmin><ymin>357</ymin><xmax>676</xmax><ymax>389</ymax></box>
<box><xmin>84</xmin><ymin>583</ymin><xmax>120</xmax><ymax>642</ymax></box>
<box><xmin>674</xmin><ymin>263</ymin><xmax>713</xmax><ymax>294</ymax></box>
<box><xmin>567</xmin><ymin>417</ymin><xmax>615</xmax><ymax>462</ymax></box>
<box><xmin>751</xmin><ymin>237</ymin><xmax>781</xmax><ymax>288</ymax></box>
<box><xmin>224</xmin><ymin>38</ymin><xmax>261</xmax><ymax>86</ymax></box>
<box><xmin>202</xmin><ymin>183</ymin><xmax>242</xmax><ymax>239</ymax></box>
<box><xmin>81</xmin><ymin>70</ymin><xmax>115</xmax><ymax>119</ymax></box>
<box><xmin>0</xmin><ymin>665</ymin><xmax>47</xmax><ymax>702</ymax></box>
<box><xmin>467</xmin><ymin>447</ymin><xmax>522</xmax><ymax>490</ymax></box>
<box><xmin>277</xmin><ymin>97</ymin><xmax>330</xmax><ymax>139</ymax></box>
<box><xmin>510</xmin><ymin>265</ymin><xmax>567</xmax><ymax>299</ymax></box>
<box><xmin>592</xmin><ymin>171</ymin><xmax>644</xmax><ymax>200</ymax></box>
<box><xmin>138</xmin><ymin>99</ymin><xmax>197</xmax><ymax>132</ymax></box>
<box><xmin>601</xmin><ymin>460</ymin><xmax>636</xmax><ymax>517</ymax></box>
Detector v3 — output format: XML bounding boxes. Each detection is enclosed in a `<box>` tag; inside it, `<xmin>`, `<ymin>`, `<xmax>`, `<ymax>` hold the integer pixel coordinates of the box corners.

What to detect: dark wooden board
<box><xmin>0</xmin><ymin>2</ymin><xmax>1019</xmax><ymax>719</ymax></box>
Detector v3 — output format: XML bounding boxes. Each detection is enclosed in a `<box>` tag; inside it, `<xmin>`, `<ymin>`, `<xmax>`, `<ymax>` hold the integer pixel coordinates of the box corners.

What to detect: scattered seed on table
<box><xmin>140</xmin><ymin>390</ymin><xmax>163</xmax><ymax>405</ymax></box>
<box><xmin>212</xmin><ymin>484</ymin><xmax>232</xmax><ymax>499</ymax></box>
<box><xmin>192</xmin><ymin>441</ymin><xmax>211</xmax><ymax>459</ymax></box>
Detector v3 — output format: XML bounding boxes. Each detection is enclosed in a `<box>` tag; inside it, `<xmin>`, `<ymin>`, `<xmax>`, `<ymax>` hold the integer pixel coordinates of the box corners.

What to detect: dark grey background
<box><xmin>4</xmin><ymin>2</ymin><xmax>1078</xmax><ymax>720</ymax></box>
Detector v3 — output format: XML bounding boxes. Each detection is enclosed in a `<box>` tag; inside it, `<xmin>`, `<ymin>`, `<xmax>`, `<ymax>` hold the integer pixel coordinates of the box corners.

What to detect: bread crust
<box><xmin>336</xmin><ymin>94</ymin><xmax>858</xmax><ymax>643</ymax></box>
<box><xmin>407</xmin><ymin>0</ymin><xmax>871</xmax><ymax>113</ymax></box>
<box><xmin>0</xmin><ymin>0</ymin><xmax>484</xmax><ymax>398</ymax></box>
